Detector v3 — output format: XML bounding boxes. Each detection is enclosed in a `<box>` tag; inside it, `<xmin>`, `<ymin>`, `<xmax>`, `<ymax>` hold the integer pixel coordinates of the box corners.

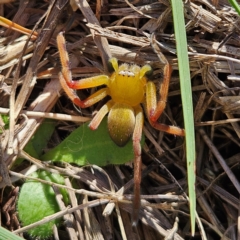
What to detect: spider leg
<box><xmin>132</xmin><ymin>105</ymin><xmax>144</xmax><ymax>226</ymax></box>
<box><xmin>57</xmin><ymin>32</ymin><xmax>109</xmax><ymax>87</ymax></box>
<box><xmin>147</xmin><ymin>63</ymin><xmax>171</xmax><ymax>121</ymax></box>
<box><xmin>146</xmin><ymin>63</ymin><xmax>185</xmax><ymax>136</ymax></box>
<box><xmin>89</xmin><ymin>100</ymin><xmax>114</xmax><ymax>130</ymax></box>
<box><xmin>57</xmin><ymin>32</ymin><xmax>110</xmax><ymax>108</ymax></box>
<box><xmin>58</xmin><ymin>72</ymin><xmax>109</xmax><ymax>108</ymax></box>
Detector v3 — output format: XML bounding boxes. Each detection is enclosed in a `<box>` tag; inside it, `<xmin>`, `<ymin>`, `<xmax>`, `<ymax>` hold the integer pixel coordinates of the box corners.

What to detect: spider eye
<box><xmin>108</xmin><ymin>57</ymin><xmax>118</xmax><ymax>73</ymax></box>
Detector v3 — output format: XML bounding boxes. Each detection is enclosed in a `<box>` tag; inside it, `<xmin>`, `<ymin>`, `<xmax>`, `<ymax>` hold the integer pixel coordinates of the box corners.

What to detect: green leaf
<box><xmin>17</xmin><ymin>170</ymin><xmax>68</xmax><ymax>239</ymax></box>
<box><xmin>42</xmin><ymin>117</ymin><xmax>144</xmax><ymax>166</ymax></box>
<box><xmin>0</xmin><ymin>115</ymin><xmax>9</xmax><ymax>133</ymax></box>
<box><xmin>24</xmin><ymin>119</ymin><xmax>56</xmax><ymax>158</ymax></box>
<box><xmin>14</xmin><ymin>119</ymin><xmax>56</xmax><ymax>167</ymax></box>
<box><xmin>171</xmin><ymin>0</ymin><xmax>196</xmax><ymax>236</ymax></box>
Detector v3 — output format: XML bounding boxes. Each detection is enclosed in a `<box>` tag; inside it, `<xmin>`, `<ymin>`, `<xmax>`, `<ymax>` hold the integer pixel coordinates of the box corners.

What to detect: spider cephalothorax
<box><xmin>57</xmin><ymin>32</ymin><xmax>185</xmax><ymax>225</ymax></box>
<box><xmin>96</xmin><ymin>60</ymin><xmax>152</xmax><ymax>147</ymax></box>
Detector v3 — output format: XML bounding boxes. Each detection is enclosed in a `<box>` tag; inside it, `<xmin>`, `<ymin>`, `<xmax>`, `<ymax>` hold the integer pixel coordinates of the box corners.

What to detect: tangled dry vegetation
<box><xmin>0</xmin><ymin>0</ymin><xmax>240</xmax><ymax>239</ymax></box>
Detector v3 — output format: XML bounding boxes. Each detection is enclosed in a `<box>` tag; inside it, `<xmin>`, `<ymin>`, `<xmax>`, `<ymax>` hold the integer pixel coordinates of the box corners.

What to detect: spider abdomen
<box><xmin>108</xmin><ymin>103</ymin><xmax>135</xmax><ymax>147</ymax></box>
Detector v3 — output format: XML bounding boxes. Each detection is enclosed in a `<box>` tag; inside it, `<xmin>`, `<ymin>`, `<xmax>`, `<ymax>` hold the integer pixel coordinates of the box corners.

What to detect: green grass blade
<box><xmin>228</xmin><ymin>0</ymin><xmax>240</xmax><ymax>15</ymax></box>
<box><xmin>0</xmin><ymin>226</ymin><xmax>24</xmax><ymax>240</ymax></box>
<box><xmin>171</xmin><ymin>0</ymin><xmax>196</xmax><ymax>235</ymax></box>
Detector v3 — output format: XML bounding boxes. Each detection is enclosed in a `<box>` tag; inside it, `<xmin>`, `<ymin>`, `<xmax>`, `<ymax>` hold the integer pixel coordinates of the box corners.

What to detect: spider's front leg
<box><xmin>146</xmin><ymin>62</ymin><xmax>185</xmax><ymax>136</ymax></box>
<box><xmin>57</xmin><ymin>32</ymin><xmax>110</xmax><ymax>109</ymax></box>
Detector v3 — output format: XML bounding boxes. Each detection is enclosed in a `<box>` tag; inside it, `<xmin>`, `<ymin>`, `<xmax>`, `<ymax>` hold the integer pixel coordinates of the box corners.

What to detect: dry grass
<box><xmin>0</xmin><ymin>0</ymin><xmax>239</xmax><ymax>239</ymax></box>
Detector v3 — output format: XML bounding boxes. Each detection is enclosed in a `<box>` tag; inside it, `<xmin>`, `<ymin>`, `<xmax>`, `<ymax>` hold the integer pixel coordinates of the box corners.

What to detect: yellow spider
<box><xmin>57</xmin><ymin>32</ymin><xmax>185</xmax><ymax>225</ymax></box>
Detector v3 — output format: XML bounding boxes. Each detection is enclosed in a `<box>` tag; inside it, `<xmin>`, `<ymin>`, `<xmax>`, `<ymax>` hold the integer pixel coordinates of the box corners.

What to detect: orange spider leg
<box><xmin>57</xmin><ymin>32</ymin><xmax>109</xmax><ymax>87</ymax></box>
<box><xmin>147</xmin><ymin>63</ymin><xmax>171</xmax><ymax>121</ymax></box>
<box><xmin>89</xmin><ymin>100</ymin><xmax>114</xmax><ymax>130</ymax></box>
<box><xmin>146</xmin><ymin>63</ymin><xmax>185</xmax><ymax>136</ymax></box>
<box><xmin>57</xmin><ymin>32</ymin><xmax>110</xmax><ymax>108</ymax></box>
<box><xmin>58</xmin><ymin>72</ymin><xmax>109</xmax><ymax>108</ymax></box>
<box><xmin>132</xmin><ymin>106</ymin><xmax>144</xmax><ymax>226</ymax></box>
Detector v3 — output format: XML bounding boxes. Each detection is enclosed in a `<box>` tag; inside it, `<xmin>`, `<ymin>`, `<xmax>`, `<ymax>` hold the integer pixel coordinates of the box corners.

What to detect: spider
<box><xmin>57</xmin><ymin>32</ymin><xmax>185</xmax><ymax>225</ymax></box>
